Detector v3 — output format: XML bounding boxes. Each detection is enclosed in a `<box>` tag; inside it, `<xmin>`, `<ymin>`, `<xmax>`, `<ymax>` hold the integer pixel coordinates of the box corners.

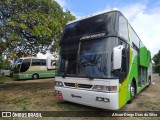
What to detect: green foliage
<box><xmin>0</xmin><ymin>56</ymin><xmax>11</xmax><ymax>69</ymax></box>
<box><xmin>0</xmin><ymin>0</ymin><xmax>75</xmax><ymax>57</ymax></box>
<box><xmin>153</xmin><ymin>50</ymin><xmax>160</xmax><ymax>73</ymax></box>
<box><xmin>154</xmin><ymin>63</ymin><xmax>160</xmax><ymax>73</ymax></box>
<box><xmin>0</xmin><ymin>76</ymin><xmax>13</xmax><ymax>84</ymax></box>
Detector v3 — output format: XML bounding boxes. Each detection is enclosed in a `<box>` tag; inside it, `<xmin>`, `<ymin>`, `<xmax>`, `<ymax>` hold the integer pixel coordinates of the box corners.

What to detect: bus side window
<box><xmin>32</xmin><ymin>59</ymin><xmax>41</xmax><ymax>66</ymax></box>
<box><xmin>41</xmin><ymin>60</ymin><xmax>46</xmax><ymax>66</ymax></box>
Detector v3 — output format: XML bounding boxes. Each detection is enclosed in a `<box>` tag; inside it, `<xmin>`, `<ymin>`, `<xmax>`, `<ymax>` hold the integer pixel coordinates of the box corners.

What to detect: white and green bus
<box><xmin>13</xmin><ymin>57</ymin><xmax>56</xmax><ymax>80</ymax></box>
<box><xmin>55</xmin><ymin>9</ymin><xmax>152</xmax><ymax>110</ymax></box>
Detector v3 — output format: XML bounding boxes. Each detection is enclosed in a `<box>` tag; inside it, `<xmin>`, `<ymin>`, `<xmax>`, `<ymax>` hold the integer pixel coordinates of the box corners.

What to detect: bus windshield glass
<box><xmin>57</xmin><ymin>43</ymin><xmax>78</xmax><ymax>77</ymax></box>
<box><xmin>79</xmin><ymin>38</ymin><xmax>116</xmax><ymax>78</ymax></box>
<box><xmin>13</xmin><ymin>59</ymin><xmax>23</xmax><ymax>73</ymax></box>
<box><xmin>15</xmin><ymin>59</ymin><xmax>23</xmax><ymax>64</ymax></box>
<box><xmin>57</xmin><ymin>37</ymin><xmax>120</xmax><ymax>79</ymax></box>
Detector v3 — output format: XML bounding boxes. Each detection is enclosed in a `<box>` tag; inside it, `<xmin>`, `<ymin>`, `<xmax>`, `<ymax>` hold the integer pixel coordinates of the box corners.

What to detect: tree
<box><xmin>0</xmin><ymin>55</ymin><xmax>11</xmax><ymax>70</ymax></box>
<box><xmin>153</xmin><ymin>50</ymin><xmax>160</xmax><ymax>73</ymax></box>
<box><xmin>0</xmin><ymin>0</ymin><xmax>75</xmax><ymax>57</ymax></box>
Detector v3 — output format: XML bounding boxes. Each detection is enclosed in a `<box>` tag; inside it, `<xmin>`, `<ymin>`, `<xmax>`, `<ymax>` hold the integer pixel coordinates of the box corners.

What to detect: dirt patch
<box><xmin>0</xmin><ymin>76</ymin><xmax>160</xmax><ymax>119</ymax></box>
<box><xmin>120</xmin><ymin>75</ymin><xmax>160</xmax><ymax>111</ymax></box>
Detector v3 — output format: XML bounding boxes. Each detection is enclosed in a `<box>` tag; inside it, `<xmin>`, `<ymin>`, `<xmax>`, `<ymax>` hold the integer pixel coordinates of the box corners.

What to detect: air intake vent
<box><xmin>64</xmin><ymin>82</ymin><xmax>92</xmax><ymax>89</ymax></box>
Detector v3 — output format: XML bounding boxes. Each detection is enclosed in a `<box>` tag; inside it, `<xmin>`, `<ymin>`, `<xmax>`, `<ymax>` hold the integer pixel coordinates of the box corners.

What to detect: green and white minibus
<box><xmin>13</xmin><ymin>57</ymin><xmax>56</xmax><ymax>80</ymax></box>
<box><xmin>55</xmin><ymin>9</ymin><xmax>152</xmax><ymax>110</ymax></box>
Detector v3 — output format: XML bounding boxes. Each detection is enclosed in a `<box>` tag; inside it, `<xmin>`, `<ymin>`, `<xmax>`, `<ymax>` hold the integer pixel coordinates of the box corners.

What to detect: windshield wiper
<box><xmin>62</xmin><ymin>58</ymin><xmax>94</xmax><ymax>80</ymax></box>
<box><xmin>78</xmin><ymin>61</ymin><xmax>94</xmax><ymax>80</ymax></box>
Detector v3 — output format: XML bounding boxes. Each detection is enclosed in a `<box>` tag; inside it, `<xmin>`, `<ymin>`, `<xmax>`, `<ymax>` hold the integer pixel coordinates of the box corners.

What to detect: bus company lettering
<box><xmin>80</xmin><ymin>33</ymin><xmax>105</xmax><ymax>40</ymax></box>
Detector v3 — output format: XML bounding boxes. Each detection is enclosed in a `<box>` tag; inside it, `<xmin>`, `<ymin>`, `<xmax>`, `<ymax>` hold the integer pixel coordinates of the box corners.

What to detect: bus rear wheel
<box><xmin>148</xmin><ymin>76</ymin><xmax>151</xmax><ymax>86</ymax></box>
<box><xmin>128</xmin><ymin>81</ymin><xmax>136</xmax><ymax>104</ymax></box>
<box><xmin>32</xmin><ymin>74</ymin><xmax>39</xmax><ymax>79</ymax></box>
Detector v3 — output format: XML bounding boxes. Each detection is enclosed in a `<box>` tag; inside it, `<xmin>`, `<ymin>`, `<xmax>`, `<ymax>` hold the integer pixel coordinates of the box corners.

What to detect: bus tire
<box><xmin>32</xmin><ymin>74</ymin><xmax>39</xmax><ymax>79</ymax></box>
<box><xmin>147</xmin><ymin>76</ymin><xmax>151</xmax><ymax>87</ymax></box>
<box><xmin>128</xmin><ymin>81</ymin><xmax>136</xmax><ymax>104</ymax></box>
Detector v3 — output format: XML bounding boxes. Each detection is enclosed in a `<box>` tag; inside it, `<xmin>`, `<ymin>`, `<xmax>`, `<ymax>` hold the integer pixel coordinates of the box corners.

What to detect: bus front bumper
<box><xmin>55</xmin><ymin>87</ymin><xmax>119</xmax><ymax>110</ymax></box>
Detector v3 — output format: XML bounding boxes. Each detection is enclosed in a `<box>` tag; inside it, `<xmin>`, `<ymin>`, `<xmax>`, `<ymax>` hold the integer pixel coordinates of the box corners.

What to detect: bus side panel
<box><xmin>119</xmin><ymin>77</ymin><xmax>128</xmax><ymax>108</ymax></box>
<box><xmin>126</xmin><ymin>47</ymin><xmax>139</xmax><ymax>101</ymax></box>
<box><xmin>119</xmin><ymin>47</ymin><xmax>139</xmax><ymax>108</ymax></box>
<box><xmin>19</xmin><ymin>72</ymin><xmax>32</xmax><ymax>79</ymax></box>
<box><xmin>118</xmin><ymin>47</ymin><xmax>133</xmax><ymax>108</ymax></box>
<box><xmin>140</xmin><ymin>42</ymin><xmax>151</xmax><ymax>68</ymax></box>
<box><xmin>28</xmin><ymin>66</ymin><xmax>55</xmax><ymax>78</ymax></box>
<box><xmin>38</xmin><ymin>70</ymin><xmax>56</xmax><ymax>78</ymax></box>
<box><xmin>16</xmin><ymin>67</ymin><xmax>55</xmax><ymax>80</ymax></box>
<box><xmin>126</xmin><ymin>56</ymin><xmax>139</xmax><ymax>100</ymax></box>
<box><xmin>13</xmin><ymin>73</ymin><xmax>32</xmax><ymax>80</ymax></box>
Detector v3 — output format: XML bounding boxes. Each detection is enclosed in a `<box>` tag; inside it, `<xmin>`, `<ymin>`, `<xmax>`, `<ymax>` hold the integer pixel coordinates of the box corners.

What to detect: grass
<box><xmin>0</xmin><ymin>76</ymin><xmax>160</xmax><ymax>120</ymax></box>
<box><xmin>50</xmin><ymin>103</ymin><xmax>56</xmax><ymax>107</ymax></box>
<box><xmin>0</xmin><ymin>76</ymin><xmax>13</xmax><ymax>84</ymax></box>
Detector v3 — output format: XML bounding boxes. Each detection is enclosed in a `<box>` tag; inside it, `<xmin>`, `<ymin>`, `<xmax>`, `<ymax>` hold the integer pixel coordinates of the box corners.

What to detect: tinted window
<box><xmin>14</xmin><ymin>59</ymin><xmax>22</xmax><ymax>64</ymax></box>
<box><xmin>41</xmin><ymin>60</ymin><xmax>46</xmax><ymax>66</ymax></box>
<box><xmin>32</xmin><ymin>59</ymin><xmax>41</xmax><ymax>66</ymax></box>
<box><xmin>78</xmin><ymin>38</ymin><xmax>118</xmax><ymax>78</ymax></box>
<box><xmin>20</xmin><ymin>59</ymin><xmax>31</xmax><ymax>72</ymax></box>
<box><xmin>119</xmin><ymin>13</ymin><xmax>129</xmax><ymax>41</ymax></box>
<box><xmin>57</xmin><ymin>43</ymin><xmax>79</xmax><ymax>76</ymax></box>
<box><xmin>62</xmin><ymin>12</ymin><xmax>117</xmax><ymax>40</ymax></box>
<box><xmin>129</xmin><ymin>25</ymin><xmax>140</xmax><ymax>48</ymax></box>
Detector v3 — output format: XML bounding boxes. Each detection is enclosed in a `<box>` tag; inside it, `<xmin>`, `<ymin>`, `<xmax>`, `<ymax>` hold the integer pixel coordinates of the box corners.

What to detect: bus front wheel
<box><xmin>128</xmin><ymin>81</ymin><xmax>136</xmax><ymax>104</ymax></box>
<box><xmin>32</xmin><ymin>74</ymin><xmax>39</xmax><ymax>79</ymax></box>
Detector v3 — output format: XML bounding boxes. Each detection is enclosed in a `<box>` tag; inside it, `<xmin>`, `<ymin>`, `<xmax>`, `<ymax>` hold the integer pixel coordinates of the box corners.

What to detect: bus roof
<box><xmin>20</xmin><ymin>57</ymin><xmax>44</xmax><ymax>60</ymax></box>
<box><xmin>20</xmin><ymin>57</ymin><xmax>56</xmax><ymax>60</ymax></box>
<box><xmin>67</xmin><ymin>8</ymin><xmax>120</xmax><ymax>25</ymax></box>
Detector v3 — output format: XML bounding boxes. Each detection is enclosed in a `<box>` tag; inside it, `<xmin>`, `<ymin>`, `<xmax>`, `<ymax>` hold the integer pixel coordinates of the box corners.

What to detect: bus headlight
<box><xmin>55</xmin><ymin>81</ymin><xmax>63</xmax><ymax>87</ymax></box>
<box><xmin>92</xmin><ymin>85</ymin><xmax>117</xmax><ymax>92</ymax></box>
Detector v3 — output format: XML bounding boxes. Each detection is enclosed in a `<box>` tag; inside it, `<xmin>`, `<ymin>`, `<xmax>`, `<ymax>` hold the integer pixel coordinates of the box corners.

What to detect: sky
<box><xmin>53</xmin><ymin>0</ymin><xmax>160</xmax><ymax>58</ymax></box>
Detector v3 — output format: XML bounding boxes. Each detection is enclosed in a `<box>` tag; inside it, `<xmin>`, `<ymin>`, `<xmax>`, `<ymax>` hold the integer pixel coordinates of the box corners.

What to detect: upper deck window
<box><xmin>62</xmin><ymin>12</ymin><xmax>118</xmax><ymax>40</ymax></box>
<box><xmin>128</xmin><ymin>24</ymin><xmax>140</xmax><ymax>48</ymax></box>
<box><xmin>119</xmin><ymin>13</ymin><xmax>129</xmax><ymax>42</ymax></box>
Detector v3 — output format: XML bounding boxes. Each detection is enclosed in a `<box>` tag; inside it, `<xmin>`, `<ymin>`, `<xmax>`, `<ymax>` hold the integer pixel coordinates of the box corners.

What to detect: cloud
<box><xmin>101</xmin><ymin>3</ymin><xmax>160</xmax><ymax>57</ymax></box>
<box><xmin>121</xmin><ymin>4</ymin><xmax>160</xmax><ymax>57</ymax></box>
<box><xmin>55</xmin><ymin>1</ymin><xmax>160</xmax><ymax>57</ymax></box>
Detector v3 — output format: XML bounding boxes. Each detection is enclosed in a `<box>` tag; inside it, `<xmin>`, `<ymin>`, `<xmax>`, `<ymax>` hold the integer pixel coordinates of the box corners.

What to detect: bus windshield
<box><xmin>12</xmin><ymin>59</ymin><xmax>23</xmax><ymax>73</ymax></box>
<box><xmin>57</xmin><ymin>37</ymin><xmax>120</xmax><ymax>79</ymax></box>
<box><xmin>14</xmin><ymin>59</ymin><xmax>23</xmax><ymax>64</ymax></box>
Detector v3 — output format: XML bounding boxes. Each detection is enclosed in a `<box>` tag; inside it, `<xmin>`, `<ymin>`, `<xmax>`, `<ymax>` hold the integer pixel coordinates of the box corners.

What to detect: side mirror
<box><xmin>113</xmin><ymin>45</ymin><xmax>123</xmax><ymax>70</ymax></box>
<box><xmin>52</xmin><ymin>61</ymin><xmax>56</xmax><ymax>66</ymax></box>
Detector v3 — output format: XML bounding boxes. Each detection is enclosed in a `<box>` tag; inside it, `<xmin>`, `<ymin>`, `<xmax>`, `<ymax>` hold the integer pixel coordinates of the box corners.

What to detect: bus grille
<box><xmin>64</xmin><ymin>82</ymin><xmax>92</xmax><ymax>89</ymax></box>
